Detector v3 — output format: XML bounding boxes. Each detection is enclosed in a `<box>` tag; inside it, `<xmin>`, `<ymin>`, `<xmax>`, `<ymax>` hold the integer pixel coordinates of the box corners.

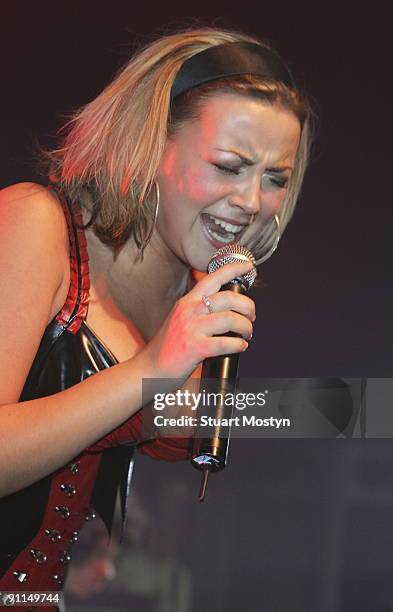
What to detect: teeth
<box><xmin>209</xmin><ymin>229</ymin><xmax>236</xmax><ymax>244</ymax></box>
<box><xmin>208</xmin><ymin>215</ymin><xmax>243</xmax><ymax>234</ymax></box>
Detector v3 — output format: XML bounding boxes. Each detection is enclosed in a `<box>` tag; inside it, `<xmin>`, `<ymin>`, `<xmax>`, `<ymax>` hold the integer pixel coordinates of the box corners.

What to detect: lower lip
<box><xmin>200</xmin><ymin>214</ymin><xmax>245</xmax><ymax>249</ymax></box>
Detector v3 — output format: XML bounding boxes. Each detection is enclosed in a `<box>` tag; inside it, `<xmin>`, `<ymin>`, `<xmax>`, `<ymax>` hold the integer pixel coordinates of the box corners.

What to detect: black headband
<box><xmin>170</xmin><ymin>42</ymin><xmax>296</xmax><ymax>102</ymax></box>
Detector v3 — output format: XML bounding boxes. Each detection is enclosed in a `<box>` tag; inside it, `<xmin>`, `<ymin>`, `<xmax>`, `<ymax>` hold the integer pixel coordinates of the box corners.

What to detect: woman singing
<box><xmin>0</xmin><ymin>27</ymin><xmax>312</xmax><ymax>600</ymax></box>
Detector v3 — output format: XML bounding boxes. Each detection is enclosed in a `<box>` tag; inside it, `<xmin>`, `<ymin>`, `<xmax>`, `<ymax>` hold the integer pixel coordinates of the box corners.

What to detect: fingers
<box><xmin>200</xmin><ymin>291</ymin><xmax>256</xmax><ymax>322</ymax></box>
<box><xmin>190</xmin><ymin>263</ymin><xmax>256</xmax><ymax>340</ymax></box>
<box><xmin>201</xmin><ymin>335</ymin><xmax>249</xmax><ymax>359</ymax></box>
<box><xmin>200</xmin><ymin>311</ymin><xmax>253</xmax><ymax>341</ymax></box>
<box><xmin>191</xmin><ymin>260</ymin><xmax>254</xmax><ymax>298</ymax></box>
<box><xmin>150</xmin><ymin>260</ymin><xmax>256</xmax><ymax>378</ymax></box>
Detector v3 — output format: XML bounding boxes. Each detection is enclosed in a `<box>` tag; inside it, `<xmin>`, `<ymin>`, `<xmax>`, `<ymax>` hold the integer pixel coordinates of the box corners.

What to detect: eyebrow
<box><xmin>214</xmin><ymin>148</ymin><xmax>293</xmax><ymax>173</ymax></box>
<box><xmin>266</xmin><ymin>165</ymin><xmax>293</xmax><ymax>173</ymax></box>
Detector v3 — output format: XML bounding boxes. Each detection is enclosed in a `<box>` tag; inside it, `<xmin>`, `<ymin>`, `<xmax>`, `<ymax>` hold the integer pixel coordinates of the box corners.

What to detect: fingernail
<box><xmin>248</xmin><ymin>333</ymin><xmax>253</xmax><ymax>341</ymax></box>
<box><xmin>242</xmin><ymin>341</ymin><xmax>249</xmax><ymax>351</ymax></box>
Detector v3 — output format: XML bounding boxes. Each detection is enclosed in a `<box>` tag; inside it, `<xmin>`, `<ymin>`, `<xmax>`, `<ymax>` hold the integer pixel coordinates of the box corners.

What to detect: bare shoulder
<box><xmin>0</xmin><ymin>181</ymin><xmax>70</xmax><ymax>298</ymax></box>
<box><xmin>0</xmin><ymin>182</ymin><xmax>70</xmax><ymax>404</ymax></box>
<box><xmin>0</xmin><ymin>181</ymin><xmax>69</xmax><ymax>278</ymax></box>
<box><xmin>0</xmin><ymin>182</ymin><xmax>66</xmax><ymax>226</ymax></box>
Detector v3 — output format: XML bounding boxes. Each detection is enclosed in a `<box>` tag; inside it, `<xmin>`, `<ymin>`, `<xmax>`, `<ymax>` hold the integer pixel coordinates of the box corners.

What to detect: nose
<box><xmin>228</xmin><ymin>175</ymin><xmax>261</xmax><ymax>216</ymax></box>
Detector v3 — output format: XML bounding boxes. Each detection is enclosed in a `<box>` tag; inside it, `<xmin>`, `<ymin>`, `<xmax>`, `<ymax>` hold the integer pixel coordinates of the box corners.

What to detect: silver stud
<box><xmin>67</xmin><ymin>462</ymin><xmax>79</xmax><ymax>475</ymax></box>
<box><xmin>69</xmin><ymin>530</ymin><xmax>79</xmax><ymax>544</ymax></box>
<box><xmin>52</xmin><ymin>574</ymin><xmax>63</xmax><ymax>585</ymax></box>
<box><xmin>59</xmin><ymin>551</ymin><xmax>71</xmax><ymax>564</ymax></box>
<box><xmin>45</xmin><ymin>528</ymin><xmax>62</xmax><ymax>542</ymax></box>
<box><xmin>30</xmin><ymin>549</ymin><xmax>47</xmax><ymax>564</ymax></box>
<box><xmin>13</xmin><ymin>570</ymin><xmax>28</xmax><ymax>582</ymax></box>
<box><xmin>54</xmin><ymin>505</ymin><xmax>70</xmax><ymax>519</ymax></box>
<box><xmin>84</xmin><ymin>508</ymin><xmax>96</xmax><ymax>521</ymax></box>
<box><xmin>60</xmin><ymin>483</ymin><xmax>76</xmax><ymax>497</ymax></box>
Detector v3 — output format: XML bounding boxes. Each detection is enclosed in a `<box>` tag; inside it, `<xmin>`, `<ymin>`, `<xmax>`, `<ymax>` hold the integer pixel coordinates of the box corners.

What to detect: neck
<box><xmin>88</xmin><ymin>228</ymin><xmax>191</xmax><ymax>341</ymax></box>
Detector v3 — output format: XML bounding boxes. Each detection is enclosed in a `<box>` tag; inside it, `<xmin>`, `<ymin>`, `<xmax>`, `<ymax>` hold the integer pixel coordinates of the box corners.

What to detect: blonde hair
<box><xmin>47</xmin><ymin>27</ymin><xmax>313</xmax><ymax>262</ymax></box>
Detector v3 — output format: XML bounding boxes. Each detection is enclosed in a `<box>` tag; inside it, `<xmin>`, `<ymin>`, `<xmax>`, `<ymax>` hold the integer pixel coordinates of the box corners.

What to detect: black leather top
<box><xmin>0</xmin><ymin>187</ymin><xmax>136</xmax><ymax>575</ymax></box>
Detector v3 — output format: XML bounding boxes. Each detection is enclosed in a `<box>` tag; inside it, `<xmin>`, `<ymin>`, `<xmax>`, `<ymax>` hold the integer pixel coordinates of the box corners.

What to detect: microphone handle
<box><xmin>191</xmin><ymin>282</ymin><xmax>243</xmax><ymax>474</ymax></box>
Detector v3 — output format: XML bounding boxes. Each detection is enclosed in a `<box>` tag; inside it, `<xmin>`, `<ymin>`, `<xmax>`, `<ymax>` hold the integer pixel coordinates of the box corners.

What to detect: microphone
<box><xmin>191</xmin><ymin>244</ymin><xmax>257</xmax><ymax>501</ymax></box>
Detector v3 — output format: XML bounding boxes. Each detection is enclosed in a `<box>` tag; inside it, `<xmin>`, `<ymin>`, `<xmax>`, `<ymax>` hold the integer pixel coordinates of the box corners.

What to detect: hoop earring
<box><xmin>140</xmin><ymin>181</ymin><xmax>160</xmax><ymax>251</ymax></box>
<box><xmin>257</xmin><ymin>214</ymin><xmax>281</xmax><ymax>264</ymax></box>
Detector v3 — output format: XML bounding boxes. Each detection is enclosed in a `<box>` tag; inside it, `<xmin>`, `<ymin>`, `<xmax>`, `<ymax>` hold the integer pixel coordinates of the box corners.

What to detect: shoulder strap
<box><xmin>48</xmin><ymin>185</ymin><xmax>90</xmax><ymax>334</ymax></box>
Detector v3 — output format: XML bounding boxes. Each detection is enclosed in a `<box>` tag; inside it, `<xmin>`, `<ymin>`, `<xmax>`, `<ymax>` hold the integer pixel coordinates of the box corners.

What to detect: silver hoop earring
<box><xmin>257</xmin><ymin>214</ymin><xmax>281</xmax><ymax>264</ymax></box>
<box><xmin>140</xmin><ymin>181</ymin><xmax>160</xmax><ymax>251</ymax></box>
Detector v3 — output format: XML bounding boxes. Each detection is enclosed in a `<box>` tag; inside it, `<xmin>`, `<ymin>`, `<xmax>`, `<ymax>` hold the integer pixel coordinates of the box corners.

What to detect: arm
<box><xmin>86</xmin><ymin>406</ymin><xmax>192</xmax><ymax>460</ymax></box>
<box><xmin>0</xmin><ymin>185</ymin><xmax>160</xmax><ymax>496</ymax></box>
<box><xmin>86</xmin><ymin>368</ymin><xmax>204</xmax><ymax>461</ymax></box>
<box><xmin>86</xmin><ymin>369</ymin><xmax>205</xmax><ymax>460</ymax></box>
<box><xmin>0</xmin><ymin>184</ymin><xmax>254</xmax><ymax>496</ymax></box>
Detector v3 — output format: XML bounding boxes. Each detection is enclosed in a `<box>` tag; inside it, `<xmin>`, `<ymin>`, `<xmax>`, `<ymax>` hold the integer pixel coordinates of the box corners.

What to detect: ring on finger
<box><xmin>201</xmin><ymin>294</ymin><xmax>214</xmax><ymax>314</ymax></box>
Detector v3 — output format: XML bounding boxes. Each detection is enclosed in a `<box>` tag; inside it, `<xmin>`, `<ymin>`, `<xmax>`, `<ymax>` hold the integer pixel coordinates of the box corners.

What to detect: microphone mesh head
<box><xmin>207</xmin><ymin>245</ymin><xmax>257</xmax><ymax>290</ymax></box>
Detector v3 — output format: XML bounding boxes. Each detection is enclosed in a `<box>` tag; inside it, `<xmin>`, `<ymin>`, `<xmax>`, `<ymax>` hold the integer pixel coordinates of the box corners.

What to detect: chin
<box><xmin>186</xmin><ymin>253</ymin><xmax>211</xmax><ymax>273</ymax></box>
<box><xmin>179</xmin><ymin>243</ymin><xmax>210</xmax><ymax>272</ymax></box>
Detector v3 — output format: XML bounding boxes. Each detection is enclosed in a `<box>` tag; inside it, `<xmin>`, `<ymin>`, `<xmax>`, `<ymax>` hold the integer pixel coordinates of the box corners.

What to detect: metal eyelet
<box><xmin>54</xmin><ymin>505</ymin><xmax>70</xmax><ymax>519</ymax></box>
<box><xmin>45</xmin><ymin>528</ymin><xmax>62</xmax><ymax>542</ymax></box>
<box><xmin>13</xmin><ymin>570</ymin><xmax>28</xmax><ymax>582</ymax></box>
<box><xmin>52</xmin><ymin>574</ymin><xmax>63</xmax><ymax>585</ymax></box>
<box><xmin>67</xmin><ymin>462</ymin><xmax>79</xmax><ymax>475</ymax></box>
<box><xmin>69</xmin><ymin>530</ymin><xmax>79</xmax><ymax>544</ymax></box>
<box><xmin>84</xmin><ymin>508</ymin><xmax>96</xmax><ymax>521</ymax></box>
<box><xmin>59</xmin><ymin>551</ymin><xmax>71</xmax><ymax>564</ymax></box>
<box><xmin>30</xmin><ymin>549</ymin><xmax>47</xmax><ymax>564</ymax></box>
<box><xmin>60</xmin><ymin>483</ymin><xmax>76</xmax><ymax>497</ymax></box>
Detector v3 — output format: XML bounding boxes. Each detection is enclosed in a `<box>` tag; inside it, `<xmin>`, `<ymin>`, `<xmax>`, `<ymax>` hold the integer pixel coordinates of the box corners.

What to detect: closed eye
<box><xmin>264</xmin><ymin>174</ymin><xmax>289</xmax><ymax>189</ymax></box>
<box><xmin>214</xmin><ymin>163</ymin><xmax>289</xmax><ymax>188</ymax></box>
<box><xmin>213</xmin><ymin>163</ymin><xmax>241</xmax><ymax>176</ymax></box>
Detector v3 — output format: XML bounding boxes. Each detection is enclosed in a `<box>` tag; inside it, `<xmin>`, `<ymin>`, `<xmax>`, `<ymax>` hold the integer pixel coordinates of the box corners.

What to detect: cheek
<box><xmin>161</xmin><ymin>155</ymin><xmax>225</xmax><ymax>205</ymax></box>
<box><xmin>179</xmin><ymin>163</ymin><xmax>230</xmax><ymax>206</ymax></box>
<box><xmin>259</xmin><ymin>190</ymin><xmax>286</xmax><ymax>222</ymax></box>
<box><xmin>160</xmin><ymin>149</ymin><xmax>208</xmax><ymax>201</ymax></box>
<box><xmin>273</xmin><ymin>190</ymin><xmax>287</xmax><ymax>211</ymax></box>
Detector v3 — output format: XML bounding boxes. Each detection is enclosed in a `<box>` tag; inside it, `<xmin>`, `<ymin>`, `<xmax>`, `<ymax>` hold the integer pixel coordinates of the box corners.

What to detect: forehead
<box><xmin>182</xmin><ymin>93</ymin><xmax>301</xmax><ymax>161</ymax></box>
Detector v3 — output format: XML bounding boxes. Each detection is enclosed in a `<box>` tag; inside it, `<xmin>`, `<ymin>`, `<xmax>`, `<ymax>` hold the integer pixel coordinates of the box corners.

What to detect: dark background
<box><xmin>2</xmin><ymin>2</ymin><xmax>391</xmax><ymax>611</ymax></box>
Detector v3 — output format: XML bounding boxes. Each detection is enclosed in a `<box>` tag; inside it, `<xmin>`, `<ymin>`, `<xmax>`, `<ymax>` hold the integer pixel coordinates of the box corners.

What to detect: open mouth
<box><xmin>200</xmin><ymin>213</ymin><xmax>247</xmax><ymax>247</ymax></box>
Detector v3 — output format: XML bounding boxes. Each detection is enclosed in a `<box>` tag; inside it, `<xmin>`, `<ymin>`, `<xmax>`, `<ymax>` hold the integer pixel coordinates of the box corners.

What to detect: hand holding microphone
<box><xmin>142</xmin><ymin>254</ymin><xmax>256</xmax><ymax>381</ymax></box>
<box><xmin>139</xmin><ymin>245</ymin><xmax>256</xmax><ymax>502</ymax></box>
<box><xmin>191</xmin><ymin>245</ymin><xmax>257</xmax><ymax>501</ymax></box>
